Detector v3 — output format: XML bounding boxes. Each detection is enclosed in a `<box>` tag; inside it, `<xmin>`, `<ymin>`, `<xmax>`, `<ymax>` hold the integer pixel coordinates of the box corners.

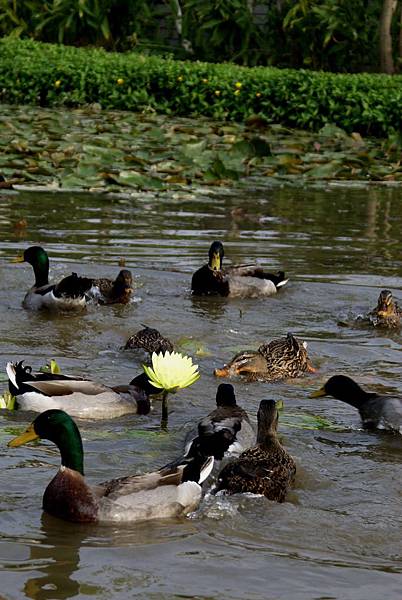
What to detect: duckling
<box><xmin>6</xmin><ymin>361</ymin><xmax>155</xmax><ymax>419</ymax></box>
<box><xmin>214</xmin><ymin>333</ymin><xmax>315</xmax><ymax>382</ymax></box>
<box><xmin>8</xmin><ymin>409</ymin><xmax>213</xmax><ymax>523</ymax></box>
<box><xmin>88</xmin><ymin>269</ymin><xmax>133</xmax><ymax>305</ymax></box>
<box><xmin>124</xmin><ymin>326</ymin><xmax>174</xmax><ymax>354</ymax></box>
<box><xmin>214</xmin><ymin>400</ymin><xmax>296</xmax><ymax>502</ymax></box>
<box><xmin>191</xmin><ymin>241</ymin><xmax>288</xmax><ymax>298</ymax></box>
<box><xmin>367</xmin><ymin>289</ymin><xmax>402</xmax><ymax>328</ymax></box>
<box><xmin>14</xmin><ymin>246</ymin><xmax>93</xmax><ymax>310</ymax></box>
<box><xmin>184</xmin><ymin>383</ymin><xmax>255</xmax><ymax>460</ymax></box>
<box><xmin>310</xmin><ymin>375</ymin><xmax>402</xmax><ymax>432</ymax></box>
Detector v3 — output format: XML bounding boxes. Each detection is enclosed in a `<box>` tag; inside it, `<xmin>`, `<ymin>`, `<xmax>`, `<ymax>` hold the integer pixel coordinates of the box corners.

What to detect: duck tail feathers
<box><xmin>6</xmin><ymin>362</ymin><xmax>18</xmax><ymax>390</ymax></box>
<box><xmin>54</xmin><ymin>273</ymin><xmax>93</xmax><ymax>299</ymax></box>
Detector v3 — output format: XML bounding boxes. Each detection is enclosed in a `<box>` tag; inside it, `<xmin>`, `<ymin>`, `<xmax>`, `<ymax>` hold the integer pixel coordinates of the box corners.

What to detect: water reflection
<box><xmin>24</xmin><ymin>515</ymin><xmax>89</xmax><ymax>600</ymax></box>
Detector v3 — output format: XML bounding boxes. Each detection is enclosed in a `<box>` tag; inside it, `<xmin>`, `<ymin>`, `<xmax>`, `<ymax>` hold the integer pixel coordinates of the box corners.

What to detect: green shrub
<box><xmin>0</xmin><ymin>38</ymin><xmax>401</xmax><ymax>135</ymax></box>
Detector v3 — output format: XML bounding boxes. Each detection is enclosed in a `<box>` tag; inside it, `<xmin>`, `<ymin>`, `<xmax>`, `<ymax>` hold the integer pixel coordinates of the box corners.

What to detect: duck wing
<box><xmin>27</xmin><ymin>378</ymin><xmax>111</xmax><ymax>397</ymax></box>
<box><xmin>53</xmin><ymin>273</ymin><xmax>93</xmax><ymax>299</ymax></box>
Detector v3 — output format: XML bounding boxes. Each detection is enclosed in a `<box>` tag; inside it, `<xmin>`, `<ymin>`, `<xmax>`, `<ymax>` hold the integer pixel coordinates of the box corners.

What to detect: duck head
<box><xmin>215</xmin><ymin>383</ymin><xmax>236</xmax><ymax>407</ymax></box>
<box><xmin>208</xmin><ymin>241</ymin><xmax>224</xmax><ymax>271</ymax></box>
<box><xmin>257</xmin><ymin>399</ymin><xmax>279</xmax><ymax>442</ymax></box>
<box><xmin>375</xmin><ymin>289</ymin><xmax>397</xmax><ymax>318</ymax></box>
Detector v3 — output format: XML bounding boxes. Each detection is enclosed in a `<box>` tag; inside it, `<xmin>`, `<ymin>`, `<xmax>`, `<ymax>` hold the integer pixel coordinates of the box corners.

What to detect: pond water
<box><xmin>0</xmin><ymin>184</ymin><xmax>401</xmax><ymax>599</ymax></box>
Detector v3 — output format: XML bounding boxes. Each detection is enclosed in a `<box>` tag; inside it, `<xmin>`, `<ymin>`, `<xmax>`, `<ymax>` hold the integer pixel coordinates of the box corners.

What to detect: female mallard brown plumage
<box><xmin>88</xmin><ymin>269</ymin><xmax>133</xmax><ymax>305</ymax></box>
<box><xmin>124</xmin><ymin>326</ymin><xmax>174</xmax><ymax>354</ymax></box>
<box><xmin>214</xmin><ymin>333</ymin><xmax>315</xmax><ymax>381</ymax></box>
<box><xmin>191</xmin><ymin>241</ymin><xmax>288</xmax><ymax>298</ymax></box>
<box><xmin>6</xmin><ymin>361</ymin><xmax>155</xmax><ymax>419</ymax></box>
<box><xmin>14</xmin><ymin>246</ymin><xmax>93</xmax><ymax>310</ymax></box>
<box><xmin>214</xmin><ymin>400</ymin><xmax>296</xmax><ymax>502</ymax></box>
<box><xmin>8</xmin><ymin>409</ymin><xmax>213</xmax><ymax>523</ymax></box>
<box><xmin>366</xmin><ymin>289</ymin><xmax>402</xmax><ymax>328</ymax></box>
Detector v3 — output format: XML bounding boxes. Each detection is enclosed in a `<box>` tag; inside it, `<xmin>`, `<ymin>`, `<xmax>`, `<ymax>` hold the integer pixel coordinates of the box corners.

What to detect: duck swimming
<box><xmin>7</xmin><ymin>409</ymin><xmax>213</xmax><ymax>523</ymax></box>
<box><xmin>367</xmin><ymin>289</ymin><xmax>402</xmax><ymax>328</ymax></box>
<box><xmin>184</xmin><ymin>383</ymin><xmax>255</xmax><ymax>460</ymax></box>
<box><xmin>7</xmin><ymin>361</ymin><xmax>155</xmax><ymax>419</ymax></box>
<box><xmin>88</xmin><ymin>269</ymin><xmax>134</xmax><ymax>305</ymax></box>
<box><xmin>124</xmin><ymin>326</ymin><xmax>174</xmax><ymax>354</ymax></box>
<box><xmin>214</xmin><ymin>400</ymin><xmax>296</xmax><ymax>502</ymax></box>
<box><xmin>191</xmin><ymin>241</ymin><xmax>288</xmax><ymax>298</ymax></box>
<box><xmin>214</xmin><ymin>333</ymin><xmax>315</xmax><ymax>381</ymax></box>
<box><xmin>310</xmin><ymin>375</ymin><xmax>402</xmax><ymax>432</ymax></box>
<box><xmin>14</xmin><ymin>246</ymin><xmax>93</xmax><ymax>310</ymax></box>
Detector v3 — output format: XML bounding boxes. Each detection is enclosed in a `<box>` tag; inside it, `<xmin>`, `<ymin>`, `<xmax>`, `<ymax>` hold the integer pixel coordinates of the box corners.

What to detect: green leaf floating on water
<box><xmin>280</xmin><ymin>411</ymin><xmax>344</xmax><ymax>431</ymax></box>
<box><xmin>175</xmin><ymin>337</ymin><xmax>211</xmax><ymax>357</ymax></box>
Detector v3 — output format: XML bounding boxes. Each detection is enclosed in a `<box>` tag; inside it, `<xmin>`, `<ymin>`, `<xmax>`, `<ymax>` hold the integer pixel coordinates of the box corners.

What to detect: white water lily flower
<box><xmin>0</xmin><ymin>391</ymin><xmax>16</xmax><ymax>410</ymax></box>
<box><xmin>143</xmin><ymin>351</ymin><xmax>200</xmax><ymax>393</ymax></box>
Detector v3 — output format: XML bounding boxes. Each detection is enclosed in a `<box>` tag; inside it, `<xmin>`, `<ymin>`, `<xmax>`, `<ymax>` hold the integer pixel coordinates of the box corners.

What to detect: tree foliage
<box><xmin>0</xmin><ymin>0</ymin><xmax>401</xmax><ymax>73</ymax></box>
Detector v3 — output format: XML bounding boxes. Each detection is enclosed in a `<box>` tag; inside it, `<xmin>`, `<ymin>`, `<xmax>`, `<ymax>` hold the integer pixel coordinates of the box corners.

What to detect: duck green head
<box><xmin>208</xmin><ymin>241</ymin><xmax>224</xmax><ymax>271</ymax></box>
<box><xmin>14</xmin><ymin>246</ymin><xmax>50</xmax><ymax>287</ymax></box>
<box><xmin>216</xmin><ymin>383</ymin><xmax>236</xmax><ymax>407</ymax></box>
<box><xmin>309</xmin><ymin>375</ymin><xmax>367</xmax><ymax>407</ymax></box>
<box><xmin>8</xmin><ymin>409</ymin><xmax>84</xmax><ymax>475</ymax></box>
<box><xmin>257</xmin><ymin>399</ymin><xmax>279</xmax><ymax>441</ymax></box>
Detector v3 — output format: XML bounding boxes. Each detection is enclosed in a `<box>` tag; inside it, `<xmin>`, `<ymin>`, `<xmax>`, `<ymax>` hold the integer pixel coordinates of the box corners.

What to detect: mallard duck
<box><xmin>214</xmin><ymin>333</ymin><xmax>315</xmax><ymax>381</ymax></box>
<box><xmin>214</xmin><ymin>400</ymin><xmax>296</xmax><ymax>502</ymax></box>
<box><xmin>184</xmin><ymin>383</ymin><xmax>255</xmax><ymax>460</ymax></box>
<box><xmin>6</xmin><ymin>361</ymin><xmax>155</xmax><ymax>419</ymax></box>
<box><xmin>191</xmin><ymin>241</ymin><xmax>288</xmax><ymax>298</ymax></box>
<box><xmin>124</xmin><ymin>326</ymin><xmax>174</xmax><ymax>354</ymax></box>
<box><xmin>88</xmin><ymin>269</ymin><xmax>133</xmax><ymax>305</ymax></box>
<box><xmin>367</xmin><ymin>289</ymin><xmax>402</xmax><ymax>328</ymax></box>
<box><xmin>310</xmin><ymin>375</ymin><xmax>402</xmax><ymax>432</ymax></box>
<box><xmin>7</xmin><ymin>409</ymin><xmax>213</xmax><ymax>523</ymax></box>
<box><xmin>14</xmin><ymin>246</ymin><xmax>93</xmax><ymax>310</ymax></box>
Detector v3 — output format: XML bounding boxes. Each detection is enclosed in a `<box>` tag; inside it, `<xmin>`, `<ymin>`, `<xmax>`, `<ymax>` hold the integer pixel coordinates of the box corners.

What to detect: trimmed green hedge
<box><xmin>0</xmin><ymin>38</ymin><xmax>401</xmax><ymax>136</ymax></box>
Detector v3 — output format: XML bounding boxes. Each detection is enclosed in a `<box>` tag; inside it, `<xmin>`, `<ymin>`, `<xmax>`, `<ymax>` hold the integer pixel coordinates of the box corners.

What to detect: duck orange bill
<box><xmin>309</xmin><ymin>387</ymin><xmax>327</xmax><ymax>398</ymax></box>
<box><xmin>12</xmin><ymin>254</ymin><xmax>24</xmax><ymax>263</ymax></box>
<box><xmin>8</xmin><ymin>424</ymin><xmax>39</xmax><ymax>447</ymax></box>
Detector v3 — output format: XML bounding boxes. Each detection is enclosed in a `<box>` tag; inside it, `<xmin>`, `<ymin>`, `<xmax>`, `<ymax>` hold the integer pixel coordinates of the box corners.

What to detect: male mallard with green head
<box><xmin>191</xmin><ymin>241</ymin><xmax>288</xmax><ymax>298</ymax></box>
<box><xmin>8</xmin><ymin>409</ymin><xmax>213</xmax><ymax>523</ymax></box>
<box><xmin>214</xmin><ymin>333</ymin><xmax>315</xmax><ymax>382</ymax></box>
<box><xmin>6</xmin><ymin>361</ymin><xmax>155</xmax><ymax>419</ymax></box>
<box><xmin>14</xmin><ymin>246</ymin><xmax>93</xmax><ymax>310</ymax></box>
<box><xmin>310</xmin><ymin>375</ymin><xmax>402</xmax><ymax>432</ymax></box>
<box><xmin>184</xmin><ymin>383</ymin><xmax>255</xmax><ymax>460</ymax></box>
<box><xmin>214</xmin><ymin>400</ymin><xmax>296</xmax><ymax>502</ymax></box>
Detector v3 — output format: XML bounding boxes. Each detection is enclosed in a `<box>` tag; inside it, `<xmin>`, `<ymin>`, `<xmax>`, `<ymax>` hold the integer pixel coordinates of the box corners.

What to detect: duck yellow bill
<box><xmin>210</xmin><ymin>252</ymin><xmax>221</xmax><ymax>271</ymax></box>
<box><xmin>8</xmin><ymin>424</ymin><xmax>39</xmax><ymax>447</ymax></box>
<box><xmin>309</xmin><ymin>387</ymin><xmax>327</xmax><ymax>398</ymax></box>
<box><xmin>12</xmin><ymin>254</ymin><xmax>24</xmax><ymax>263</ymax></box>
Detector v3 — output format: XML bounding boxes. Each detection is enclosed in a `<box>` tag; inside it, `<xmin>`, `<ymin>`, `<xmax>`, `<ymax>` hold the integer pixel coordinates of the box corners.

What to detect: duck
<box><xmin>213</xmin><ymin>399</ymin><xmax>296</xmax><ymax>502</ymax></box>
<box><xmin>6</xmin><ymin>361</ymin><xmax>157</xmax><ymax>419</ymax></box>
<box><xmin>124</xmin><ymin>325</ymin><xmax>174</xmax><ymax>354</ymax></box>
<box><xmin>309</xmin><ymin>375</ymin><xmax>402</xmax><ymax>432</ymax></box>
<box><xmin>7</xmin><ymin>409</ymin><xmax>214</xmax><ymax>523</ymax></box>
<box><xmin>14</xmin><ymin>246</ymin><xmax>93</xmax><ymax>310</ymax></box>
<box><xmin>88</xmin><ymin>269</ymin><xmax>134</xmax><ymax>305</ymax></box>
<box><xmin>214</xmin><ymin>333</ymin><xmax>315</xmax><ymax>382</ymax></box>
<box><xmin>191</xmin><ymin>241</ymin><xmax>288</xmax><ymax>298</ymax></box>
<box><xmin>184</xmin><ymin>383</ymin><xmax>255</xmax><ymax>460</ymax></box>
<box><xmin>366</xmin><ymin>289</ymin><xmax>402</xmax><ymax>328</ymax></box>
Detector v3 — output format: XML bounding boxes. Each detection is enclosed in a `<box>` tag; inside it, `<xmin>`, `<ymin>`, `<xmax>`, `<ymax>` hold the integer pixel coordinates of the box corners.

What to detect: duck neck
<box><xmin>32</xmin><ymin>256</ymin><xmax>50</xmax><ymax>288</ymax></box>
<box><xmin>56</xmin><ymin>422</ymin><xmax>85</xmax><ymax>475</ymax></box>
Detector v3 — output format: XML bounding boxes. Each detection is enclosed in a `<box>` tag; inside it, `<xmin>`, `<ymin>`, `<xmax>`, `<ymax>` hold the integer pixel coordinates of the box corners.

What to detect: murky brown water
<box><xmin>1</xmin><ymin>185</ymin><xmax>402</xmax><ymax>599</ymax></box>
